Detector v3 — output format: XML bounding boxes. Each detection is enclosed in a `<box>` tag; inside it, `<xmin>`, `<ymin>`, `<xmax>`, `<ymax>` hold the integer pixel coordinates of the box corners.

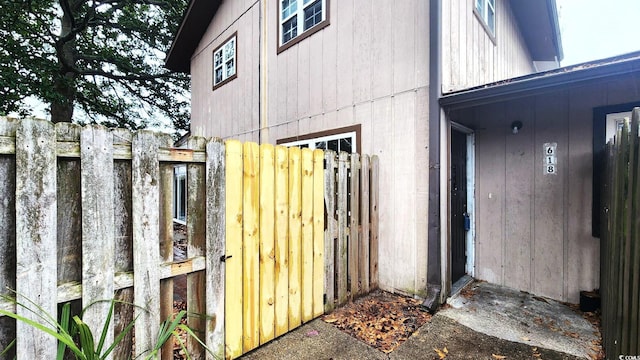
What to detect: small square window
<box><xmin>212</xmin><ymin>33</ymin><xmax>238</xmax><ymax>90</ymax></box>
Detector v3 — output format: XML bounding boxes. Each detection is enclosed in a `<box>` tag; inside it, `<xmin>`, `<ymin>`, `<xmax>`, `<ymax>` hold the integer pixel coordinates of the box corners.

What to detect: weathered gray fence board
<box><xmin>187</xmin><ymin>137</ymin><xmax>207</xmax><ymax>357</ymax></box>
<box><xmin>159</xmin><ymin>161</ymin><xmax>175</xmax><ymax>360</ymax></box>
<box><xmin>205</xmin><ymin>138</ymin><xmax>226</xmax><ymax>359</ymax></box>
<box><xmin>336</xmin><ymin>152</ymin><xmax>349</xmax><ymax>306</ymax></box>
<box><xmin>349</xmin><ymin>154</ymin><xmax>360</xmax><ymax>298</ymax></box>
<box><xmin>56</xmin><ymin>123</ymin><xmax>82</xmax><ymax>285</ymax></box>
<box><xmin>131</xmin><ymin>130</ymin><xmax>161</xmax><ymax>357</ymax></box>
<box><xmin>370</xmin><ymin>156</ymin><xmax>380</xmax><ymax>289</ymax></box>
<box><xmin>15</xmin><ymin>119</ymin><xmax>57</xmax><ymax>359</ymax></box>
<box><xmin>80</xmin><ymin>125</ymin><xmax>115</xmax><ymax>355</ymax></box>
<box><xmin>0</xmin><ymin>118</ymin><xmax>17</xmax><ymax>359</ymax></box>
<box><xmin>360</xmin><ymin>155</ymin><xmax>371</xmax><ymax>294</ymax></box>
<box><xmin>324</xmin><ymin>152</ymin><xmax>337</xmax><ymax>313</ymax></box>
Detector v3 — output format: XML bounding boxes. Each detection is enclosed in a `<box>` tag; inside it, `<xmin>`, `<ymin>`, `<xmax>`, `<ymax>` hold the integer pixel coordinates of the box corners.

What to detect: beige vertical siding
<box><xmin>450</xmin><ymin>76</ymin><xmax>640</xmax><ymax>302</ymax></box>
<box><xmin>188</xmin><ymin>0</ymin><xmax>431</xmax><ymax>296</ymax></box>
<box><xmin>189</xmin><ymin>0</ymin><xmax>261</xmax><ymax>138</ymax></box>
<box><xmin>442</xmin><ymin>0</ymin><xmax>534</xmax><ymax>92</ymax></box>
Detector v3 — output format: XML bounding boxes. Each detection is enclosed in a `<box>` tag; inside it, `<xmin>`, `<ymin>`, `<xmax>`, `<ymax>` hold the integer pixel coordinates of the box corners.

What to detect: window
<box><xmin>474</xmin><ymin>0</ymin><xmax>495</xmax><ymax>36</ymax></box>
<box><xmin>212</xmin><ymin>33</ymin><xmax>237</xmax><ymax>90</ymax></box>
<box><xmin>278</xmin><ymin>129</ymin><xmax>357</xmax><ymax>154</ymax></box>
<box><xmin>278</xmin><ymin>0</ymin><xmax>328</xmax><ymax>52</ymax></box>
<box><xmin>173</xmin><ymin>165</ymin><xmax>187</xmax><ymax>224</ymax></box>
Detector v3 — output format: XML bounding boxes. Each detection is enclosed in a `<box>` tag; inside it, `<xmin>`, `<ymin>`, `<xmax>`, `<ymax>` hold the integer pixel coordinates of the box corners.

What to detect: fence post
<box><xmin>80</xmin><ymin>124</ymin><xmax>115</xmax><ymax>356</ymax></box>
<box><xmin>206</xmin><ymin>138</ymin><xmax>226</xmax><ymax>359</ymax></box>
<box><xmin>15</xmin><ymin>119</ymin><xmax>57</xmax><ymax>359</ymax></box>
<box><xmin>132</xmin><ymin>130</ymin><xmax>161</xmax><ymax>357</ymax></box>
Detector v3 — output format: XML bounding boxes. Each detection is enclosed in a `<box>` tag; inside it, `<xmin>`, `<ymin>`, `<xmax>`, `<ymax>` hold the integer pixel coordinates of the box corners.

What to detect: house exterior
<box><xmin>165</xmin><ymin>0</ymin><xmax>564</xmax><ymax>304</ymax></box>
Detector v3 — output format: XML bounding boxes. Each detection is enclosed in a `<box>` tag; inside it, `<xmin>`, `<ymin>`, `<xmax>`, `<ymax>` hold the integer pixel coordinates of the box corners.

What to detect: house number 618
<box><xmin>543</xmin><ymin>143</ymin><xmax>557</xmax><ymax>175</ymax></box>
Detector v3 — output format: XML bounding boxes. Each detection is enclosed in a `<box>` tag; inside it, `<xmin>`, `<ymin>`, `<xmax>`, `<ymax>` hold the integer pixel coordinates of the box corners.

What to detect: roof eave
<box><xmin>165</xmin><ymin>0</ymin><xmax>221</xmax><ymax>73</ymax></box>
<box><xmin>440</xmin><ymin>55</ymin><xmax>640</xmax><ymax>110</ymax></box>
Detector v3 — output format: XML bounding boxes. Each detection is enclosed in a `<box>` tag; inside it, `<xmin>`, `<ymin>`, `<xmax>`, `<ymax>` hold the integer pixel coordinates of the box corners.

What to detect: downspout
<box><xmin>424</xmin><ymin>0</ymin><xmax>442</xmax><ymax>311</ymax></box>
<box><xmin>259</xmin><ymin>0</ymin><xmax>268</xmax><ymax>143</ymax></box>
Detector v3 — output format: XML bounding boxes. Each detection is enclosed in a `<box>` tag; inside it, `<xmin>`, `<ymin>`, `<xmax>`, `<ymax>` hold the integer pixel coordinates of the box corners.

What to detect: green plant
<box><xmin>0</xmin><ymin>292</ymin><xmax>212</xmax><ymax>360</ymax></box>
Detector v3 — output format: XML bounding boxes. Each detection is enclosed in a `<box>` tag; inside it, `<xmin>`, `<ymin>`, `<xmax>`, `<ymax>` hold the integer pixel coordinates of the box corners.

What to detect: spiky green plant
<box><xmin>0</xmin><ymin>292</ymin><xmax>212</xmax><ymax>360</ymax></box>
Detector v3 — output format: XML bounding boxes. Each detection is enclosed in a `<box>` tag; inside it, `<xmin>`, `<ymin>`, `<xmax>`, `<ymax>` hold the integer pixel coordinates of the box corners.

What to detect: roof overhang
<box><xmin>440</xmin><ymin>52</ymin><xmax>640</xmax><ymax>110</ymax></box>
<box><xmin>511</xmin><ymin>0</ymin><xmax>563</xmax><ymax>62</ymax></box>
<box><xmin>165</xmin><ymin>0</ymin><xmax>221</xmax><ymax>73</ymax></box>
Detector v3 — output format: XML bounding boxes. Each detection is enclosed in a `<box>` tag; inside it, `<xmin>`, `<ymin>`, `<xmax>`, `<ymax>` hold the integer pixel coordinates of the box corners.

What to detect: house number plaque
<box><xmin>544</xmin><ymin>143</ymin><xmax>557</xmax><ymax>175</ymax></box>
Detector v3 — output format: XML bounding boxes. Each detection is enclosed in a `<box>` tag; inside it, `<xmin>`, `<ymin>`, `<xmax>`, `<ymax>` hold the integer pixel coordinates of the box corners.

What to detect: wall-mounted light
<box><xmin>511</xmin><ymin>121</ymin><xmax>523</xmax><ymax>134</ymax></box>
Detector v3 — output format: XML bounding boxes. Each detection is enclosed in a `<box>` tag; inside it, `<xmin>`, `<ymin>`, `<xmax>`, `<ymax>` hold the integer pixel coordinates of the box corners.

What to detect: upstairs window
<box><xmin>278</xmin><ymin>0</ymin><xmax>329</xmax><ymax>52</ymax></box>
<box><xmin>212</xmin><ymin>33</ymin><xmax>237</xmax><ymax>90</ymax></box>
<box><xmin>474</xmin><ymin>0</ymin><xmax>495</xmax><ymax>36</ymax></box>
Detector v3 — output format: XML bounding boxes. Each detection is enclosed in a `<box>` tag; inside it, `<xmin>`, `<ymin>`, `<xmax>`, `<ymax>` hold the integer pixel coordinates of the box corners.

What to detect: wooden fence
<box><xmin>0</xmin><ymin>117</ymin><xmax>379</xmax><ymax>360</ymax></box>
<box><xmin>601</xmin><ymin>108</ymin><xmax>640</xmax><ymax>357</ymax></box>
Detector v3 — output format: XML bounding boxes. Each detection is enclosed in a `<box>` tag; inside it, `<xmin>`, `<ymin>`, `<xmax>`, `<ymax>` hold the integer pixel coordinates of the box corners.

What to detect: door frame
<box><xmin>448</xmin><ymin>122</ymin><xmax>476</xmax><ymax>285</ymax></box>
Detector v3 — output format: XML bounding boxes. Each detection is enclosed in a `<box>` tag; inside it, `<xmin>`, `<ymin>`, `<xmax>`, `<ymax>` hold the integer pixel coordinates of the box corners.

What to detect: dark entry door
<box><xmin>451</xmin><ymin>129</ymin><xmax>467</xmax><ymax>283</ymax></box>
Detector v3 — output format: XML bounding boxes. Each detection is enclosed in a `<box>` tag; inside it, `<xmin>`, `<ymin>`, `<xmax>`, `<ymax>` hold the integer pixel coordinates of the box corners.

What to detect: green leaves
<box><xmin>0</xmin><ymin>292</ymin><xmax>215</xmax><ymax>359</ymax></box>
<box><xmin>0</xmin><ymin>0</ymin><xmax>190</xmax><ymax>133</ymax></box>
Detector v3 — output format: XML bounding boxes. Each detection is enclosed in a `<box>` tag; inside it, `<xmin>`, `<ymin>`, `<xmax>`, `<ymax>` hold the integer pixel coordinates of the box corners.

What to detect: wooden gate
<box><xmin>224</xmin><ymin>141</ymin><xmax>325</xmax><ymax>358</ymax></box>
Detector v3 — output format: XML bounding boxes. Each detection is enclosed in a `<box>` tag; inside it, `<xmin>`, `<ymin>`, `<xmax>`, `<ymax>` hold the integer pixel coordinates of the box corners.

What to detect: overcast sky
<box><xmin>557</xmin><ymin>0</ymin><xmax>640</xmax><ymax>66</ymax></box>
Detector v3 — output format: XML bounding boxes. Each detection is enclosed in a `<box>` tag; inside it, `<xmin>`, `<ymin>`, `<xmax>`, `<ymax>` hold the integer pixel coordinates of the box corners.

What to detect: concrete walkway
<box><xmin>240</xmin><ymin>282</ymin><xmax>600</xmax><ymax>359</ymax></box>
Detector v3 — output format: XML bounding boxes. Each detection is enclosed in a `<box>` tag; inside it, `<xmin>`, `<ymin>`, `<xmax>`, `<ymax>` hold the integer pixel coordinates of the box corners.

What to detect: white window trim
<box><xmin>280</xmin><ymin>131</ymin><xmax>357</xmax><ymax>153</ymax></box>
<box><xmin>173</xmin><ymin>165</ymin><xmax>187</xmax><ymax>224</ymax></box>
<box><xmin>279</xmin><ymin>0</ymin><xmax>327</xmax><ymax>46</ymax></box>
<box><xmin>213</xmin><ymin>33</ymin><xmax>237</xmax><ymax>89</ymax></box>
<box><xmin>474</xmin><ymin>0</ymin><xmax>495</xmax><ymax>35</ymax></box>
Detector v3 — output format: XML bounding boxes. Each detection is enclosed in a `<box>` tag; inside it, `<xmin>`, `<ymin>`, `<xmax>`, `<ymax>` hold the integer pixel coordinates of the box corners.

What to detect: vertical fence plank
<box><xmin>206</xmin><ymin>138</ymin><xmax>226</xmax><ymax>359</ymax></box>
<box><xmin>360</xmin><ymin>155</ymin><xmax>371</xmax><ymax>294</ymax></box>
<box><xmin>225</xmin><ymin>140</ymin><xmax>243</xmax><ymax>359</ymax></box>
<box><xmin>187</xmin><ymin>137</ymin><xmax>207</xmax><ymax>358</ymax></box>
<box><xmin>0</xmin><ymin>118</ymin><xmax>17</xmax><ymax>359</ymax></box>
<box><xmin>301</xmin><ymin>149</ymin><xmax>314</xmax><ymax>322</ymax></box>
<box><xmin>370</xmin><ymin>155</ymin><xmax>380</xmax><ymax>289</ymax></box>
<box><xmin>259</xmin><ymin>144</ymin><xmax>276</xmax><ymax>344</ymax></box>
<box><xmin>132</xmin><ymin>130</ymin><xmax>161</xmax><ymax>357</ymax></box>
<box><xmin>15</xmin><ymin>119</ymin><xmax>57</xmax><ymax>359</ymax></box>
<box><xmin>80</xmin><ymin>125</ymin><xmax>115</xmax><ymax>356</ymax></box>
<box><xmin>243</xmin><ymin>142</ymin><xmax>260</xmax><ymax>352</ymax></box>
<box><xmin>349</xmin><ymin>154</ymin><xmax>360</xmax><ymax>298</ymax></box>
<box><xmin>324</xmin><ymin>152</ymin><xmax>337</xmax><ymax>313</ymax></box>
<box><xmin>336</xmin><ymin>152</ymin><xmax>349</xmax><ymax>306</ymax></box>
<box><xmin>288</xmin><ymin>147</ymin><xmax>302</xmax><ymax>329</ymax></box>
<box><xmin>274</xmin><ymin>146</ymin><xmax>289</xmax><ymax>336</ymax></box>
<box><xmin>56</xmin><ymin>124</ymin><xmax>83</xmax><ymax>296</ymax></box>
<box><xmin>159</xmin><ymin>161</ymin><xmax>174</xmax><ymax>360</ymax></box>
<box><xmin>111</xmin><ymin>128</ymin><xmax>135</xmax><ymax>359</ymax></box>
<box><xmin>621</xmin><ymin>118</ymin><xmax>636</xmax><ymax>351</ymax></box>
<box><xmin>312</xmin><ymin>149</ymin><xmax>325</xmax><ymax>317</ymax></box>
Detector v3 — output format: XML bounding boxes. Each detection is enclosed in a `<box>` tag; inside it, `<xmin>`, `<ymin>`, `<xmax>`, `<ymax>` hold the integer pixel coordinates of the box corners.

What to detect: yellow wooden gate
<box><xmin>224</xmin><ymin>141</ymin><xmax>325</xmax><ymax>359</ymax></box>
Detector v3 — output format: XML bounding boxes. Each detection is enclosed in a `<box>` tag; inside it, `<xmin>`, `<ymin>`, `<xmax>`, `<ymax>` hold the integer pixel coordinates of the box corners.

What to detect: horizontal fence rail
<box><xmin>601</xmin><ymin>108</ymin><xmax>640</xmax><ymax>357</ymax></box>
<box><xmin>0</xmin><ymin>117</ymin><xmax>379</xmax><ymax>360</ymax></box>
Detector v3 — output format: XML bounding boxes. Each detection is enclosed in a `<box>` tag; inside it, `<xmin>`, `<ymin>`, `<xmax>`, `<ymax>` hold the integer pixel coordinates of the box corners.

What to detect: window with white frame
<box><xmin>475</xmin><ymin>0</ymin><xmax>495</xmax><ymax>35</ymax></box>
<box><xmin>173</xmin><ymin>165</ymin><xmax>187</xmax><ymax>224</ymax></box>
<box><xmin>212</xmin><ymin>33</ymin><xmax>237</xmax><ymax>89</ymax></box>
<box><xmin>279</xmin><ymin>131</ymin><xmax>356</xmax><ymax>154</ymax></box>
<box><xmin>279</xmin><ymin>0</ymin><xmax>327</xmax><ymax>48</ymax></box>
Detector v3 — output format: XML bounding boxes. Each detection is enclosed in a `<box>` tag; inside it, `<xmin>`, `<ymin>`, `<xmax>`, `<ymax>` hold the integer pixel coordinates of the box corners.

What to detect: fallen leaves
<box><xmin>434</xmin><ymin>347</ymin><xmax>448</xmax><ymax>359</ymax></box>
<box><xmin>491</xmin><ymin>354</ymin><xmax>506</xmax><ymax>359</ymax></box>
<box><xmin>322</xmin><ymin>290</ymin><xmax>432</xmax><ymax>353</ymax></box>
